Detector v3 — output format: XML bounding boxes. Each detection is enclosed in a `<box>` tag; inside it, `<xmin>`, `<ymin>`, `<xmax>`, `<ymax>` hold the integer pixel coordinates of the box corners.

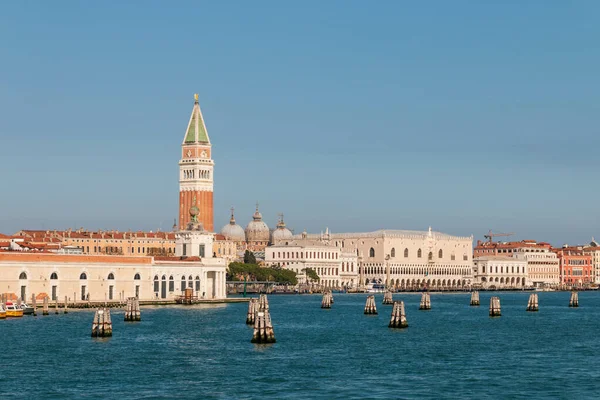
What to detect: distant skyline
<box><xmin>1</xmin><ymin>1</ymin><xmax>599</xmax><ymax>246</ymax></box>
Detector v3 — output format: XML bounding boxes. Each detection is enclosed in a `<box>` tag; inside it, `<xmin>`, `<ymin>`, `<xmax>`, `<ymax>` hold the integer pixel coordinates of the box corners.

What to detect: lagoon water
<box><xmin>3</xmin><ymin>292</ymin><xmax>600</xmax><ymax>399</ymax></box>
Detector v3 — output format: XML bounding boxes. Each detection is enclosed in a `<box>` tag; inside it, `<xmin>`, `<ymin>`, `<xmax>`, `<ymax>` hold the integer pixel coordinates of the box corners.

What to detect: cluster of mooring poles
<box><xmin>382</xmin><ymin>290</ymin><xmax>394</xmax><ymax>305</ymax></box>
<box><xmin>489</xmin><ymin>296</ymin><xmax>502</xmax><ymax>317</ymax></box>
<box><xmin>251</xmin><ymin>294</ymin><xmax>276</xmax><ymax>343</ymax></box>
<box><xmin>321</xmin><ymin>292</ymin><xmax>333</xmax><ymax>309</ymax></box>
<box><xmin>419</xmin><ymin>293</ymin><xmax>431</xmax><ymax>310</ymax></box>
<box><xmin>364</xmin><ymin>295</ymin><xmax>378</xmax><ymax>315</ymax></box>
<box><xmin>124</xmin><ymin>297</ymin><xmax>141</xmax><ymax>321</ymax></box>
<box><xmin>388</xmin><ymin>301</ymin><xmax>408</xmax><ymax>329</ymax></box>
<box><xmin>526</xmin><ymin>294</ymin><xmax>539</xmax><ymax>312</ymax></box>
<box><xmin>569</xmin><ymin>291</ymin><xmax>579</xmax><ymax>307</ymax></box>
<box><xmin>91</xmin><ymin>308</ymin><xmax>113</xmax><ymax>337</ymax></box>
<box><xmin>470</xmin><ymin>291</ymin><xmax>480</xmax><ymax>306</ymax></box>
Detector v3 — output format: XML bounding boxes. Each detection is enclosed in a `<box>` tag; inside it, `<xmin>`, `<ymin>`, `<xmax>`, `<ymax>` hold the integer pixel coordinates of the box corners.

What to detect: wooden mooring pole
<box><xmin>246</xmin><ymin>298</ymin><xmax>258</xmax><ymax>324</ymax></box>
<box><xmin>32</xmin><ymin>293</ymin><xmax>37</xmax><ymax>316</ymax></box>
<box><xmin>569</xmin><ymin>291</ymin><xmax>579</xmax><ymax>308</ymax></box>
<box><xmin>124</xmin><ymin>297</ymin><xmax>141</xmax><ymax>321</ymax></box>
<box><xmin>321</xmin><ymin>292</ymin><xmax>332</xmax><ymax>309</ymax></box>
<box><xmin>382</xmin><ymin>290</ymin><xmax>393</xmax><ymax>305</ymax></box>
<box><xmin>526</xmin><ymin>293</ymin><xmax>539</xmax><ymax>312</ymax></box>
<box><xmin>419</xmin><ymin>292</ymin><xmax>431</xmax><ymax>310</ymax></box>
<box><xmin>388</xmin><ymin>301</ymin><xmax>408</xmax><ymax>329</ymax></box>
<box><xmin>91</xmin><ymin>308</ymin><xmax>113</xmax><ymax>337</ymax></box>
<box><xmin>64</xmin><ymin>296</ymin><xmax>68</xmax><ymax>314</ymax></box>
<box><xmin>489</xmin><ymin>296</ymin><xmax>501</xmax><ymax>317</ymax></box>
<box><xmin>470</xmin><ymin>291</ymin><xmax>480</xmax><ymax>306</ymax></box>
<box><xmin>42</xmin><ymin>296</ymin><xmax>49</xmax><ymax>316</ymax></box>
<box><xmin>364</xmin><ymin>295</ymin><xmax>377</xmax><ymax>315</ymax></box>
<box><xmin>251</xmin><ymin>310</ymin><xmax>276</xmax><ymax>343</ymax></box>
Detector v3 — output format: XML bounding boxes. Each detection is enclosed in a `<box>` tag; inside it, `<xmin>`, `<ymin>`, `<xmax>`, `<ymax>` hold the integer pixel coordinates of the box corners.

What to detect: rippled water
<box><xmin>2</xmin><ymin>292</ymin><xmax>600</xmax><ymax>399</ymax></box>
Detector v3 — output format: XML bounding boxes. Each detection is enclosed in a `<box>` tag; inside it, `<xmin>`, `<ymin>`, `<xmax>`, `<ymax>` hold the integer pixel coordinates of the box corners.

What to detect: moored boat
<box><xmin>5</xmin><ymin>301</ymin><xmax>24</xmax><ymax>317</ymax></box>
<box><xmin>0</xmin><ymin>304</ymin><xmax>6</xmax><ymax>319</ymax></box>
<box><xmin>20</xmin><ymin>302</ymin><xmax>34</xmax><ymax>315</ymax></box>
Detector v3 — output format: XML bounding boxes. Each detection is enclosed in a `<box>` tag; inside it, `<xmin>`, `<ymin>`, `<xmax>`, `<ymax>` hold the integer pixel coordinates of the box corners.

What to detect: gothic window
<box><xmin>417</xmin><ymin>249</ymin><xmax>422</xmax><ymax>258</ymax></box>
<box><xmin>404</xmin><ymin>248</ymin><xmax>409</xmax><ymax>258</ymax></box>
<box><xmin>438</xmin><ymin>249</ymin><xmax>443</xmax><ymax>259</ymax></box>
<box><xmin>463</xmin><ymin>254</ymin><xmax>468</xmax><ymax>261</ymax></box>
<box><xmin>181</xmin><ymin>276</ymin><xmax>186</xmax><ymax>291</ymax></box>
<box><xmin>134</xmin><ymin>273</ymin><xmax>141</xmax><ymax>280</ymax></box>
<box><xmin>369</xmin><ymin>248</ymin><xmax>375</xmax><ymax>257</ymax></box>
<box><xmin>391</xmin><ymin>248</ymin><xmax>396</xmax><ymax>258</ymax></box>
<box><xmin>169</xmin><ymin>276</ymin><xmax>174</xmax><ymax>292</ymax></box>
<box><xmin>50</xmin><ymin>272</ymin><xmax>58</xmax><ymax>280</ymax></box>
<box><xmin>80</xmin><ymin>273</ymin><xmax>87</xmax><ymax>280</ymax></box>
<box><xmin>107</xmin><ymin>273</ymin><xmax>115</xmax><ymax>280</ymax></box>
<box><xmin>19</xmin><ymin>272</ymin><xmax>27</xmax><ymax>280</ymax></box>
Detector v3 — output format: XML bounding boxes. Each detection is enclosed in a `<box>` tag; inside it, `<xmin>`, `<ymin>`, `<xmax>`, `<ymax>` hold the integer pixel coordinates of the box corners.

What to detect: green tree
<box><xmin>304</xmin><ymin>268</ymin><xmax>320</xmax><ymax>282</ymax></box>
<box><xmin>244</xmin><ymin>250</ymin><xmax>257</xmax><ymax>264</ymax></box>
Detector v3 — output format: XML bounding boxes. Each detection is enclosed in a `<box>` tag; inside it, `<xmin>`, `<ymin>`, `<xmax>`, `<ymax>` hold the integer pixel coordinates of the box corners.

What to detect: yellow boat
<box><xmin>5</xmin><ymin>301</ymin><xmax>23</xmax><ymax>317</ymax></box>
<box><xmin>0</xmin><ymin>304</ymin><xmax>6</xmax><ymax>319</ymax></box>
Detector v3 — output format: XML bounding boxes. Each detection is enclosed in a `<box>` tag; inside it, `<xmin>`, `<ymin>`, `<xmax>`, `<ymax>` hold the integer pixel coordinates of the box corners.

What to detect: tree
<box><xmin>304</xmin><ymin>268</ymin><xmax>320</xmax><ymax>282</ymax></box>
<box><xmin>244</xmin><ymin>250</ymin><xmax>257</xmax><ymax>264</ymax></box>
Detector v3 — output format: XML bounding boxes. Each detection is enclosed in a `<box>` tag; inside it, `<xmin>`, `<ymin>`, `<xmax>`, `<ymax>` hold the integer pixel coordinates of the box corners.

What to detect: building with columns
<box><xmin>269</xmin><ymin>227</ymin><xmax>473</xmax><ymax>290</ymax></box>
<box><xmin>472</xmin><ymin>256</ymin><xmax>528</xmax><ymax>288</ymax></box>
<box><xmin>179</xmin><ymin>94</ymin><xmax>214</xmax><ymax>232</ymax></box>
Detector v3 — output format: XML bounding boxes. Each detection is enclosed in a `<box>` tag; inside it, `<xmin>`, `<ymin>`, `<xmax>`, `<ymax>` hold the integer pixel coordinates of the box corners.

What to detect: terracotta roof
<box><xmin>475</xmin><ymin>240</ymin><xmax>551</xmax><ymax>250</ymax></box>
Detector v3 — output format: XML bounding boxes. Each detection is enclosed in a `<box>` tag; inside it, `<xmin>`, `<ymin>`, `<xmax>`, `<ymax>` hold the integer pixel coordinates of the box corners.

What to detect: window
<box><xmin>428</xmin><ymin>252</ymin><xmax>433</xmax><ymax>261</ymax></box>
<box><xmin>369</xmin><ymin>248</ymin><xmax>375</xmax><ymax>257</ymax></box>
<box><xmin>438</xmin><ymin>249</ymin><xmax>443</xmax><ymax>259</ymax></box>
<box><xmin>199</xmin><ymin>244</ymin><xmax>205</xmax><ymax>258</ymax></box>
<box><xmin>183</xmin><ymin>244</ymin><xmax>187</xmax><ymax>256</ymax></box>
<box><xmin>107</xmin><ymin>273</ymin><xmax>115</xmax><ymax>280</ymax></box>
<box><xmin>181</xmin><ymin>276</ymin><xmax>186</xmax><ymax>291</ymax></box>
<box><xmin>463</xmin><ymin>254</ymin><xmax>468</xmax><ymax>261</ymax></box>
<box><xmin>19</xmin><ymin>272</ymin><xmax>27</xmax><ymax>280</ymax></box>
<box><xmin>169</xmin><ymin>276</ymin><xmax>175</xmax><ymax>292</ymax></box>
<box><xmin>195</xmin><ymin>276</ymin><xmax>201</xmax><ymax>291</ymax></box>
<box><xmin>134</xmin><ymin>273</ymin><xmax>141</xmax><ymax>280</ymax></box>
<box><xmin>404</xmin><ymin>248</ymin><xmax>409</xmax><ymax>258</ymax></box>
<box><xmin>391</xmin><ymin>248</ymin><xmax>396</xmax><ymax>258</ymax></box>
<box><xmin>80</xmin><ymin>272</ymin><xmax>87</xmax><ymax>280</ymax></box>
<box><xmin>153</xmin><ymin>276</ymin><xmax>159</xmax><ymax>293</ymax></box>
<box><xmin>50</xmin><ymin>272</ymin><xmax>58</xmax><ymax>280</ymax></box>
<box><xmin>417</xmin><ymin>249</ymin><xmax>422</xmax><ymax>258</ymax></box>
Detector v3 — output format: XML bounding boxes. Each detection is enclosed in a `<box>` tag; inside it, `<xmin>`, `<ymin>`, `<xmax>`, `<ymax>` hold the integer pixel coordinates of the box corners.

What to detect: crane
<box><xmin>484</xmin><ymin>230</ymin><xmax>514</xmax><ymax>244</ymax></box>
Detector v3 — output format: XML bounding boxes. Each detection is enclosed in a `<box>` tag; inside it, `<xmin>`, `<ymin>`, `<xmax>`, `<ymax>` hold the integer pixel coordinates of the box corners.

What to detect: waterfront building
<box><xmin>582</xmin><ymin>239</ymin><xmax>600</xmax><ymax>284</ymax></box>
<box><xmin>472</xmin><ymin>256</ymin><xmax>528</xmax><ymax>288</ymax></box>
<box><xmin>475</xmin><ymin>239</ymin><xmax>559</xmax><ymax>287</ymax></box>
<box><xmin>270</xmin><ymin>227</ymin><xmax>473</xmax><ymax>289</ymax></box>
<box><xmin>552</xmin><ymin>246</ymin><xmax>593</xmax><ymax>285</ymax></box>
<box><xmin>179</xmin><ymin>94</ymin><xmax>214</xmax><ymax>232</ymax></box>
<box><xmin>265</xmin><ymin>237</ymin><xmax>359</xmax><ymax>288</ymax></box>
<box><xmin>14</xmin><ymin>229</ymin><xmax>177</xmax><ymax>256</ymax></box>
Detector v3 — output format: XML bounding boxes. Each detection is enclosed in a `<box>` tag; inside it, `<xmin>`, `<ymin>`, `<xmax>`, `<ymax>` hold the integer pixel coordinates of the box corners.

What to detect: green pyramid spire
<box><xmin>183</xmin><ymin>94</ymin><xmax>210</xmax><ymax>144</ymax></box>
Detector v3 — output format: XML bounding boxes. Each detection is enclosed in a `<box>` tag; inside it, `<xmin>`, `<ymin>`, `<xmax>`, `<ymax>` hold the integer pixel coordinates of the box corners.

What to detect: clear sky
<box><xmin>1</xmin><ymin>1</ymin><xmax>598</xmax><ymax>246</ymax></box>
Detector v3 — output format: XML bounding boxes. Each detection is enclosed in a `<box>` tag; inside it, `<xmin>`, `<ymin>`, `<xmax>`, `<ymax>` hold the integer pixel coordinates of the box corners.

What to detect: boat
<box><xmin>5</xmin><ymin>301</ymin><xmax>23</xmax><ymax>317</ymax></box>
<box><xmin>366</xmin><ymin>283</ymin><xmax>385</xmax><ymax>293</ymax></box>
<box><xmin>0</xmin><ymin>304</ymin><xmax>6</xmax><ymax>319</ymax></box>
<box><xmin>20</xmin><ymin>302</ymin><xmax>34</xmax><ymax>315</ymax></box>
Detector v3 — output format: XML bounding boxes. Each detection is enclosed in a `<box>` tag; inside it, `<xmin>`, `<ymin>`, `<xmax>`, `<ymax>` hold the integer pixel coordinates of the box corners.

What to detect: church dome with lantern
<box><xmin>220</xmin><ymin>208</ymin><xmax>246</xmax><ymax>241</ymax></box>
<box><xmin>271</xmin><ymin>214</ymin><xmax>293</xmax><ymax>243</ymax></box>
<box><xmin>245</xmin><ymin>204</ymin><xmax>270</xmax><ymax>242</ymax></box>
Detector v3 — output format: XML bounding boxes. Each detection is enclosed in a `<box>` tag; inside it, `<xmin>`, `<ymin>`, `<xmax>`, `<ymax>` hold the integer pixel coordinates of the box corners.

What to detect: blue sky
<box><xmin>1</xmin><ymin>1</ymin><xmax>598</xmax><ymax>246</ymax></box>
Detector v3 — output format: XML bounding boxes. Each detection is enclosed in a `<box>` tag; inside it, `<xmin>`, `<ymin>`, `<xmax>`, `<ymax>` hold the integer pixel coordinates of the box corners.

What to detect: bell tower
<box><xmin>179</xmin><ymin>94</ymin><xmax>214</xmax><ymax>232</ymax></box>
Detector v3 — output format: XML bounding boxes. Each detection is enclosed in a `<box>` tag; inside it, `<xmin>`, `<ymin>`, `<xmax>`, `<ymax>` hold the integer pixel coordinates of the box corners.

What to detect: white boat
<box><xmin>20</xmin><ymin>302</ymin><xmax>34</xmax><ymax>315</ymax></box>
<box><xmin>366</xmin><ymin>283</ymin><xmax>385</xmax><ymax>293</ymax></box>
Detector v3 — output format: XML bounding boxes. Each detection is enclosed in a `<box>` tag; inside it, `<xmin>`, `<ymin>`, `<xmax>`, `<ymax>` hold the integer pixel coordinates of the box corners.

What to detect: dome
<box><xmin>220</xmin><ymin>208</ymin><xmax>246</xmax><ymax>241</ymax></box>
<box><xmin>271</xmin><ymin>214</ymin><xmax>293</xmax><ymax>242</ymax></box>
<box><xmin>245</xmin><ymin>204</ymin><xmax>270</xmax><ymax>242</ymax></box>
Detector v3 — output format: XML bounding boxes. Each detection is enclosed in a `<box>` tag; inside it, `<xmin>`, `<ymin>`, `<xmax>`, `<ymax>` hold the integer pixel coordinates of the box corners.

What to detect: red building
<box><xmin>552</xmin><ymin>247</ymin><xmax>593</xmax><ymax>285</ymax></box>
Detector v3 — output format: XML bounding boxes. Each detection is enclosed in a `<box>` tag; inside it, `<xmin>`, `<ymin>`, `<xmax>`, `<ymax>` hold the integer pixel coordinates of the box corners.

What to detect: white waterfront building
<box><xmin>270</xmin><ymin>227</ymin><xmax>473</xmax><ymax>290</ymax></box>
<box><xmin>472</xmin><ymin>256</ymin><xmax>528</xmax><ymax>288</ymax></box>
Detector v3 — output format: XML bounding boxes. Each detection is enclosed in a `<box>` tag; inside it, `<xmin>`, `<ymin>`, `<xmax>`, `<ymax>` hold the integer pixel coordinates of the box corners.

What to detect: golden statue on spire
<box><xmin>194</xmin><ymin>93</ymin><xmax>199</xmax><ymax>102</ymax></box>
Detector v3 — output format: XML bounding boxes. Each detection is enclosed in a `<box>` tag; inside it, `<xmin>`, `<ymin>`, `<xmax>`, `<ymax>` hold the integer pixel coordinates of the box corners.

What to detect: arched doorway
<box><xmin>161</xmin><ymin>275</ymin><xmax>167</xmax><ymax>299</ymax></box>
